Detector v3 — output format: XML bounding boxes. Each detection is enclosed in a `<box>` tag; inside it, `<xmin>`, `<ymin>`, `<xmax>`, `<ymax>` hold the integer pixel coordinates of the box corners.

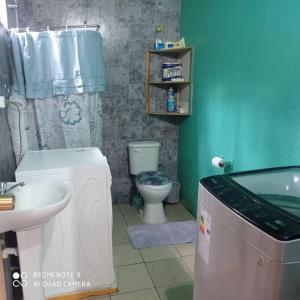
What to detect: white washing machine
<box><xmin>195</xmin><ymin>167</ymin><xmax>300</xmax><ymax>300</ymax></box>
<box><xmin>15</xmin><ymin>147</ymin><xmax>116</xmax><ymax>299</ymax></box>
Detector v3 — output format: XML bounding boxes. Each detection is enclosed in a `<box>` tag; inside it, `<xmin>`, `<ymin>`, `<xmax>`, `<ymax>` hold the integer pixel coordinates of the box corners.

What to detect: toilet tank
<box><xmin>128</xmin><ymin>141</ymin><xmax>160</xmax><ymax>175</ymax></box>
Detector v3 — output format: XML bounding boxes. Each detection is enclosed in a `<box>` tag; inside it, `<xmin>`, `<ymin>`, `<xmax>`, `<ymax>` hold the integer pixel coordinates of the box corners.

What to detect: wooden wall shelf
<box><xmin>149</xmin><ymin>47</ymin><xmax>193</xmax><ymax>54</ymax></box>
<box><xmin>145</xmin><ymin>47</ymin><xmax>193</xmax><ymax>116</ymax></box>
<box><xmin>148</xmin><ymin>112</ymin><xmax>191</xmax><ymax>116</ymax></box>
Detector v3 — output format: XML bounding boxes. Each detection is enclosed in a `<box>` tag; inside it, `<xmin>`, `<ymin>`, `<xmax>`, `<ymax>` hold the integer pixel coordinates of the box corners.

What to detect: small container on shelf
<box><xmin>167</xmin><ymin>87</ymin><xmax>176</xmax><ymax>112</ymax></box>
<box><xmin>154</xmin><ymin>39</ymin><xmax>164</xmax><ymax>50</ymax></box>
<box><xmin>177</xmin><ymin>106</ymin><xmax>184</xmax><ymax>114</ymax></box>
<box><xmin>162</xmin><ymin>63</ymin><xmax>182</xmax><ymax>81</ymax></box>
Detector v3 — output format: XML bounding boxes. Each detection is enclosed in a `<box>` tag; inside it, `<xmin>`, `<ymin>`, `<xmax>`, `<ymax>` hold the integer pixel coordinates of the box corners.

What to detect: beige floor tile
<box><xmin>146</xmin><ymin>258</ymin><xmax>193</xmax><ymax>288</ymax></box>
<box><xmin>113</xmin><ymin>204</ymin><xmax>122</xmax><ymax>217</ymax></box>
<box><xmin>119</xmin><ymin>203</ymin><xmax>144</xmax><ymax>226</ymax></box>
<box><xmin>165</xmin><ymin>207</ymin><xmax>195</xmax><ymax>222</ymax></box>
<box><xmin>113</xmin><ymin>216</ymin><xmax>127</xmax><ymax>232</ymax></box>
<box><xmin>113</xmin><ymin>209</ymin><xmax>129</xmax><ymax>247</ymax></box>
<box><xmin>113</xmin><ymin>244</ymin><xmax>143</xmax><ymax>267</ymax></box>
<box><xmin>126</xmin><ymin>215</ymin><xmax>144</xmax><ymax>226</ymax></box>
<box><xmin>113</xmin><ymin>207</ymin><xmax>127</xmax><ymax>227</ymax></box>
<box><xmin>165</xmin><ymin>203</ymin><xmax>194</xmax><ymax>216</ymax></box>
<box><xmin>174</xmin><ymin>243</ymin><xmax>195</xmax><ymax>257</ymax></box>
<box><xmin>113</xmin><ymin>219</ymin><xmax>127</xmax><ymax>232</ymax></box>
<box><xmin>165</xmin><ymin>203</ymin><xmax>185</xmax><ymax>211</ymax></box>
<box><xmin>113</xmin><ymin>226</ymin><xmax>129</xmax><ymax>246</ymax></box>
<box><xmin>140</xmin><ymin>245</ymin><xmax>179</xmax><ymax>262</ymax></box>
<box><xmin>111</xmin><ymin>288</ymin><xmax>160</xmax><ymax>300</ymax></box>
<box><xmin>118</xmin><ymin>203</ymin><xmax>136</xmax><ymax>215</ymax></box>
<box><xmin>115</xmin><ymin>263</ymin><xmax>154</xmax><ymax>294</ymax></box>
<box><xmin>157</xmin><ymin>282</ymin><xmax>193</xmax><ymax>300</ymax></box>
<box><xmin>182</xmin><ymin>256</ymin><xmax>195</xmax><ymax>274</ymax></box>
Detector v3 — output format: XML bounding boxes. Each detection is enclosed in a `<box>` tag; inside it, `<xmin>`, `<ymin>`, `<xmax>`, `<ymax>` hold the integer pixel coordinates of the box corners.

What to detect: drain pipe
<box><xmin>1</xmin><ymin>240</ymin><xmax>18</xmax><ymax>300</ymax></box>
<box><xmin>2</xmin><ymin>248</ymin><xmax>18</xmax><ymax>259</ymax></box>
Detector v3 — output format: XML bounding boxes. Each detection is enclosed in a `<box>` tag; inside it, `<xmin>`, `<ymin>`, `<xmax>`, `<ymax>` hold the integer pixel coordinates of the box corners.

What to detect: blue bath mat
<box><xmin>127</xmin><ymin>220</ymin><xmax>197</xmax><ymax>249</ymax></box>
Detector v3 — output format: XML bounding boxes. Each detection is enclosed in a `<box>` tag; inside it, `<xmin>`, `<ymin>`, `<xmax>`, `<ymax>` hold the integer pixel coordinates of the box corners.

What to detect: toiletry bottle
<box><xmin>167</xmin><ymin>87</ymin><xmax>176</xmax><ymax>112</ymax></box>
<box><xmin>154</xmin><ymin>39</ymin><xmax>164</xmax><ymax>50</ymax></box>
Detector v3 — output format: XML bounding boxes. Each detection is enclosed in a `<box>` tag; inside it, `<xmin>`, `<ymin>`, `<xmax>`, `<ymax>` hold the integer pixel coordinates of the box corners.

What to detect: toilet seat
<box><xmin>136</xmin><ymin>171</ymin><xmax>170</xmax><ymax>186</ymax></box>
<box><xmin>137</xmin><ymin>183</ymin><xmax>172</xmax><ymax>190</ymax></box>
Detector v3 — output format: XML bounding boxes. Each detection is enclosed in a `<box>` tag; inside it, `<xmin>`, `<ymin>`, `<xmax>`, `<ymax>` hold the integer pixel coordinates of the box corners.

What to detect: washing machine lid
<box><xmin>136</xmin><ymin>171</ymin><xmax>170</xmax><ymax>186</ymax></box>
<box><xmin>201</xmin><ymin>166</ymin><xmax>300</xmax><ymax>241</ymax></box>
<box><xmin>16</xmin><ymin>147</ymin><xmax>107</xmax><ymax>176</ymax></box>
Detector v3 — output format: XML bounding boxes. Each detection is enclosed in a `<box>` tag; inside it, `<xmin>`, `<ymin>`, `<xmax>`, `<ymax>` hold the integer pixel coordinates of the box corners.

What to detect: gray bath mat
<box><xmin>127</xmin><ymin>220</ymin><xmax>197</xmax><ymax>249</ymax></box>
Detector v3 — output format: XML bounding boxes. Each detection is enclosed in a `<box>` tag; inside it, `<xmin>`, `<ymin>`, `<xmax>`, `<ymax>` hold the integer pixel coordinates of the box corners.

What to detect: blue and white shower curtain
<box><xmin>8</xmin><ymin>29</ymin><xmax>105</xmax><ymax>163</ymax></box>
<box><xmin>26</xmin><ymin>93</ymin><xmax>102</xmax><ymax>150</ymax></box>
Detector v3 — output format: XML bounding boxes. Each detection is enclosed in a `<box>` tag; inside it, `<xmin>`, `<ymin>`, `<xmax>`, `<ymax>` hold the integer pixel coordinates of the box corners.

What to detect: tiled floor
<box><xmin>89</xmin><ymin>202</ymin><xmax>196</xmax><ymax>300</ymax></box>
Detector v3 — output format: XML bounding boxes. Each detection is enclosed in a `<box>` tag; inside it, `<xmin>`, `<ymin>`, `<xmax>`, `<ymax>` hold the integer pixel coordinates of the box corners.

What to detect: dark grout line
<box><xmin>115</xmin><ymin>203</ymin><xmax>129</xmax><ymax>226</ymax></box>
<box><xmin>139</xmin><ymin>247</ymin><xmax>163</xmax><ymax>298</ymax></box>
<box><xmin>143</xmin><ymin>260</ymin><xmax>162</xmax><ymax>300</ymax></box>
<box><xmin>181</xmin><ymin>257</ymin><xmax>195</xmax><ymax>277</ymax></box>
<box><xmin>114</xmin><ymin>261</ymin><xmax>146</xmax><ymax>269</ymax></box>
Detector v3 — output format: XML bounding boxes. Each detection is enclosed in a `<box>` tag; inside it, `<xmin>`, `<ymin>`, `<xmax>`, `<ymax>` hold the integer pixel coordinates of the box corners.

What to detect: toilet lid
<box><xmin>136</xmin><ymin>171</ymin><xmax>171</xmax><ymax>186</ymax></box>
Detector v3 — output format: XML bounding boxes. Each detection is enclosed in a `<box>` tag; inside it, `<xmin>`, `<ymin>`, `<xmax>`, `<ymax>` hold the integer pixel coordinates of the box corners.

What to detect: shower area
<box><xmin>2</xmin><ymin>0</ymin><xmax>105</xmax><ymax>168</ymax></box>
<box><xmin>8</xmin><ymin>25</ymin><xmax>104</xmax><ymax>163</ymax></box>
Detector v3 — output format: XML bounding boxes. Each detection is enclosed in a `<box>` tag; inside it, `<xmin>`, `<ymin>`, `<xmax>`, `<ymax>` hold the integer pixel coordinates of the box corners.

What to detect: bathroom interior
<box><xmin>1</xmin><ymin>0</ymin><xmax>300</xmax><ymax>299</ymax></box>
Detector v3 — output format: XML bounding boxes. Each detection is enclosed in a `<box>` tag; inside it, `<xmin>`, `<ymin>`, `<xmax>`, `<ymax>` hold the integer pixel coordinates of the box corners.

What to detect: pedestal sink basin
<box><xmin>0</xmin><ymin>182</ymin><xmax>71</xmax><ymax>300</ymax></box>
<box><xmin>0</xmin><ymin>182</ymin><xmax>71</xmax><ymax>233</ymax></box>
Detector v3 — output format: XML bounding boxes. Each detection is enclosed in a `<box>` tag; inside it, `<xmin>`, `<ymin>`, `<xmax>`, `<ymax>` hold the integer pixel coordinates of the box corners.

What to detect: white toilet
<box><xmin>128</xmin><ymin>141</ymin><xmax>172</xmax><ymax>224</ymax></box>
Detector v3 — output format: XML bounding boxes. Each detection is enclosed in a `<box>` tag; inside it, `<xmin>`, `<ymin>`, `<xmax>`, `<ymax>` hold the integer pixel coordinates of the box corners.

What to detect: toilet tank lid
<box><xmin>128</xmin><ymin>141</ymin><xmax>160</xmax><ymax>148</ymax></box>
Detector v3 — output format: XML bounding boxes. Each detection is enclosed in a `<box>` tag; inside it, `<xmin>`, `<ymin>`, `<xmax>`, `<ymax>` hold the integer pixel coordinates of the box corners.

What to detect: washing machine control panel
<box><xmin>201</xmin><ymin>175</ymin><xmax>300</xmax><ymax>241</ymax></box>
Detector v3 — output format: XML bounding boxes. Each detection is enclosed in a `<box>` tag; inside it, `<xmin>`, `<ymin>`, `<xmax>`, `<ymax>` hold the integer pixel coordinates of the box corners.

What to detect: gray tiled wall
<box><xmin>7</xmin><ymin>0</ymin><xmax>181</xmax><ymax>203</ymax></box>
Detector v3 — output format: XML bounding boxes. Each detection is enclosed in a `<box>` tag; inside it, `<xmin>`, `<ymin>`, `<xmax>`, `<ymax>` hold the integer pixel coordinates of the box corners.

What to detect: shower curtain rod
<box><xmin>10</xmin><ymin>24</ymin><xmax>100</xmax><ymax>32</ymax></box>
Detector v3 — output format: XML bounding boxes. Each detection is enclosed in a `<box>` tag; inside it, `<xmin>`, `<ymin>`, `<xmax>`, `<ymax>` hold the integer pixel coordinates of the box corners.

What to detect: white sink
<box><xmin>0</xmin><ymin>182</ymin><xmax>71</xmax><ymax>233</ymax></box>
<box><xmin>0</xmin><ymin>181</ymin><xmax>72</xmax><ymax>300</ymax></box>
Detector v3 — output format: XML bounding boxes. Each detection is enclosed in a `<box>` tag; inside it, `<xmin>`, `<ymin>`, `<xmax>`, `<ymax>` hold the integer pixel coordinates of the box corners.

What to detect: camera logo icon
<box><xmin>12</xmin><ymin>272</ymin><xmax>28</xmax><ymax>288</ymax></box>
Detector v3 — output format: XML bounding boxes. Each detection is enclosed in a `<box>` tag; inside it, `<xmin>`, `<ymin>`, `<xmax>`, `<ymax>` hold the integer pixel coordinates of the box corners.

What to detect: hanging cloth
<box><xmin>10</xmin><ymin>29</ymin><xmax>105</xmax><ymax>99</ymax></box>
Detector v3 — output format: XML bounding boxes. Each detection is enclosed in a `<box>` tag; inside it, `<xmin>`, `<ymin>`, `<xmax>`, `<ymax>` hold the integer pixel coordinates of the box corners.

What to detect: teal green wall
<box><xmin>179</xmin><ymin>0</ymin><xmax>300</xmax><ymax>215</ymax></box>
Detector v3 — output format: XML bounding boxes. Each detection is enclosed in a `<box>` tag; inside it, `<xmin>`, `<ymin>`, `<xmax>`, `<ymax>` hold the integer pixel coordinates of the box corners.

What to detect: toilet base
<box><xmin>143</xmin><ymin>202</ymin><xmax>167</xmax><ymax>224</ymax></box>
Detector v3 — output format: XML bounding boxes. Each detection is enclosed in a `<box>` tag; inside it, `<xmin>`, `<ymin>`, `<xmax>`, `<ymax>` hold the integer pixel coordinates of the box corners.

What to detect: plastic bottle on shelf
<box><xmin>167</xmin><ymin>87</ymin><xmax>176</xmax><ymax>112</ymax></box>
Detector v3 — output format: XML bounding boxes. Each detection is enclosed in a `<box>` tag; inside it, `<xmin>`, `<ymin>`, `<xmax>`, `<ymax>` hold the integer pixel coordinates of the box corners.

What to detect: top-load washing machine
<box><xmin>194</xmin><ymin>166</ymin><xmax>300</xmax><ymax>300</ymax></box>
<box><xmin>15</xmin><ymin>147</ymin><xmax>116</xmax><ymax>299</ymax></box>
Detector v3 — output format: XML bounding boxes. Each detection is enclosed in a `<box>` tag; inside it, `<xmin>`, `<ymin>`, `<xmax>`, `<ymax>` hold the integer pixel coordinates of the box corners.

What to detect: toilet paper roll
<box><xmin>212</xmin><ymin>157</ymin><xmax>224</xmax><ymax>168</ymax></box>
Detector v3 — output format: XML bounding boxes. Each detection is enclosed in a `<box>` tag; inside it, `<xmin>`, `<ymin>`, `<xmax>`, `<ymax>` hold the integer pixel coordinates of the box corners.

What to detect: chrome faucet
<box><xmin>0</xmin><ymin>182</ymin><xmax>25</xmax><ymax>196</ymax></box>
